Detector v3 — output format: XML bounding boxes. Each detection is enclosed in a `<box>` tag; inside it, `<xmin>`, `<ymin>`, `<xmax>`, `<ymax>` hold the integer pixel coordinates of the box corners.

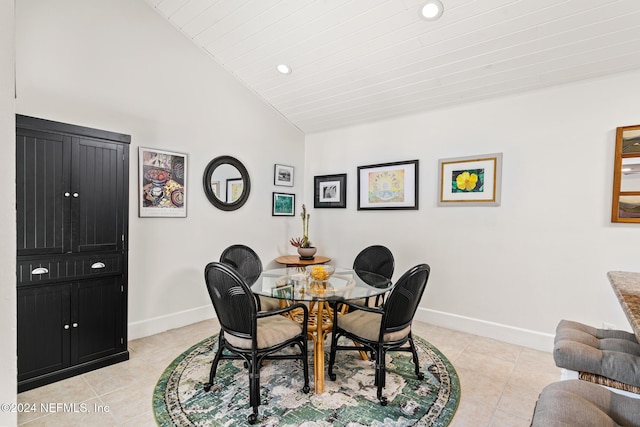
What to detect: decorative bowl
<box><xmin>306</xmin><ymin>264</ymin><xmax>336</xmax><ymax>282</ymax></box>
<box><xmin>144</xmin><ymin>168</ymin><xmax>171</xmax><ymax>186</ymax></box>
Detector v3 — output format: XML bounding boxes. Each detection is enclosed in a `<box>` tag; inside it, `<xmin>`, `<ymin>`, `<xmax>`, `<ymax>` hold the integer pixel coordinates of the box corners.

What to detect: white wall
<box><xmin>305</xmin><ymin>71</ymin><xmax>640</xmax><ymax>351</ymax></box>
<box><xmin>15</xmin><ymin>0</ymin><xmax>305</xmax><ymax>340</ymax></box>
<box><xmin>0</xmin><ymin>2</ymin><xmax>17</xmax><ymax>426</ymax></box>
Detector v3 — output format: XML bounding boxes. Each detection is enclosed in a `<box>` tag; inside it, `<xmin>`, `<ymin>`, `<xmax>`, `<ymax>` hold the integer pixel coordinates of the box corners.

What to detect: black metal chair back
<box><xmin>352</xmin><ymin>245</ymin><xmax>395</xmax><ymax>307</ymax></box>
<box><xmin>353</xmin><ymin>245</ymin><xmax>395</xmax><ymax>280</ymax></box>
<box><xmin>382</xmin><ymin>264</ymin><xmax>430</xmax><ymax>335</ymax></box>
<box><xmin>219</xmin><ymin>244</ymin><xmax>263</xmax><ymax>286</ymax></box>
<box><xmin>205</xmin><ymin>261</ymin><xmax>256</xmax><ymax>341</ymax></box>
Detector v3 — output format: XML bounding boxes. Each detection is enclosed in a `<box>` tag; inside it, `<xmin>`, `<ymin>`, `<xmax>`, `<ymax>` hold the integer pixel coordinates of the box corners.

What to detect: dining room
<box><xmin>4</xmin><ymin>1</ymin><xmax>640</xmax><ymax>426</ymax></box>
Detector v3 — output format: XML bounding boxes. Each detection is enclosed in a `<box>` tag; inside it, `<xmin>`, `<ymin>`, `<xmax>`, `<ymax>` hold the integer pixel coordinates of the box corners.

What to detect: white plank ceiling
<box><xmin>144</xmin><ymin>0</ymin><xmax>640</xmax><ymax>134</ymax></box>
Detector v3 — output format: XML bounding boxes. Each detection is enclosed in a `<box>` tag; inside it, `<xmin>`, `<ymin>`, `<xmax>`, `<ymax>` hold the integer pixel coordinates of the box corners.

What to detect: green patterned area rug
<box><xmin>153</xmin><ymin>334</ymin><xmax>460</xmax><ymax>426</ymax></box>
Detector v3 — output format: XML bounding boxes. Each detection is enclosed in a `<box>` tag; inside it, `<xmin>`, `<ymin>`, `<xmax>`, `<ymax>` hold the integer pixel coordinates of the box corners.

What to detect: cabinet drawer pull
<box><xmin>31</xmin><ymin>267</ymin><xmax>49</xmax><ymax>275</ymax></box>
<box><xmin>72</xmin><ymin>323</ymin><xmax>78</xmax><ymax>328</ymax></box>
<box><xmin>91</xmin><ymin>262</ymin><xmax>106</xmax><ymax>269</ymax></box>
<box><xmin>64</xmin><ymin>324</ymin><xmax>70</xmax><ymax>330</ymax></box>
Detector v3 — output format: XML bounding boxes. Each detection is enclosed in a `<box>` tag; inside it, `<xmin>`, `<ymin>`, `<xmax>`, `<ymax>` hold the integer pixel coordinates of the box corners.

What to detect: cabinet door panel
<box><xmin>16</xmin><ymin>130</ymin><xmax>71</xmax><ymax>256</ymax></box>
<box><xmin>74</xmin><ymin>277</ymin><xmax>124</xmax><ymax>365</ymax></box>
<box><xmin>71</xmin><ymin>138</ymin><xmax>127</xmax><ymax>252</ymax></box>
<box><xmin>17</xmin><ymin>284</ymin><xmax>72</xmax><ymax>381</ymax></box>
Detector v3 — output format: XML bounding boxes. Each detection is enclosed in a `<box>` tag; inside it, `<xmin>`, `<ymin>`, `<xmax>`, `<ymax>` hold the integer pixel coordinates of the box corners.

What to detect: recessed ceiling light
<box><xmin>276</xmin><ymin>64</ymin><xmax>292</xmax><ymax>75</ymax></box>
<box><xmin>420</xmin><ymin>1</ymin><xmax>444</xmax><ymax>21</ymax></box>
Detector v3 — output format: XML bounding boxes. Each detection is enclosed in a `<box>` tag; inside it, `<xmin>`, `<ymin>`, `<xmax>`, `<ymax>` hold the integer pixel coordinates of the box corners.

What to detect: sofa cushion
<box><xmin>553</xmin><ymin>319</ymin><xmax>640</xmax><ymax>388</ymax></box>
<box><xmin>531</xmin><ymin>380</ymin><xmax>640</xmax><ymax>427</ymax></box>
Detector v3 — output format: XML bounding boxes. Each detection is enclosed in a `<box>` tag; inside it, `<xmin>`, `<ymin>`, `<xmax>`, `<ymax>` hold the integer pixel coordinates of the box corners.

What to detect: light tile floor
<box><xmin>17</xmin><ymin>319</ymin><xmax>561</xmax><ymax>426</ymax></box>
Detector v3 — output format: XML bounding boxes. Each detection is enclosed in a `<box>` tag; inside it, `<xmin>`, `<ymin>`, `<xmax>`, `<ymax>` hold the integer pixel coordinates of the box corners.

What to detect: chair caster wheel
<box><xmin>203</xmin><ymin>383</ymin><xmax>211</xmax><ymax>392</ymax></box>
<box><xmin>417</xmin><ymin>372</ymin><xmax>424</xmax><ymax>380</ymax></box>
<box><xmin>248</xmin><ymin>413</ymin><xmax>257</xmax><ymax>424</ymax></box>
<box><xmin>379</xmin><ymin>397</ymin><xmax>388</xmax><ymax>406</ymax></box>
<box><xmin>303</xmin><ymin>385</ymin><xmax>310</xmax><ymax>393</ymax></box>
<box><xmin>329</xmin><ymin>374</ymin><xmax>336</xmax><ymax>381</ymax></box>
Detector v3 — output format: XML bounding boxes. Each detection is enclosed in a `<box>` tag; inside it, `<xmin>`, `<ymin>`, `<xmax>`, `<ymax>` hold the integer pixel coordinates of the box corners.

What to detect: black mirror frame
<box><xmin>203</xmin><ymin>155</ymin><xmax>251</xmax><ymax>211</ymax></box>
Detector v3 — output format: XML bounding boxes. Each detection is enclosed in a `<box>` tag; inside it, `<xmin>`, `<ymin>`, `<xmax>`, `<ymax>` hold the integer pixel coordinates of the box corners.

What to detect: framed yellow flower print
<box><xmin>438</xmin><ymin>153</ymin><xmax>502</xmax><ymax>206</ymax></box>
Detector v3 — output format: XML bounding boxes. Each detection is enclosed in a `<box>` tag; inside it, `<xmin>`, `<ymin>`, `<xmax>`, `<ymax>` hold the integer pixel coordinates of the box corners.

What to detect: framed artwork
<box><xmin>226</xmin><ymin>178</ymin><xmax>243</xmax><ymax>203</ymax></box>
<box><xmin>357</xmin><ymin>160</ymin><xmax>419</xmax><ymax>210</ymax></box>
<box><xmin>272</xmin><ymin>192</ymin><xmax>295</xmax><ymax>216</ymax></box>
<box><xmin>211</xmin><ymin>181</ymin><xmax>220</xmax><ymax>198</ymax></box>
<box><xmin>274</xmin><ymin>164</ymin><xmax>294</xmax><ymax>187</ymax></box>
<box><xmin>438</xmin><ymin>153</ymin><xmax>503</xmax><ymax>206</ymax></box>
<box><xmin>272</xmin><ymin>284</ymin><xmax>293</xmax><ymax>299</ymax></box>
<box><xmin>139</xmin><ymin>147</ymin><xmax>187</xmax><ymax>217</ymax></box>
<box><xmin>314</xmin><ymin>173</ymin><xmax>347</xmax><ymax>208</ymax></box>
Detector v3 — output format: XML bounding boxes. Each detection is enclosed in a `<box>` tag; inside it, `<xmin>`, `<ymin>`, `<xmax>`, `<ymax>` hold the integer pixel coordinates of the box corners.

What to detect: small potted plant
<box><xmin>290</xmin><ymin>204</ymin><xmax>317</xmax><ymax>259</ymax></box>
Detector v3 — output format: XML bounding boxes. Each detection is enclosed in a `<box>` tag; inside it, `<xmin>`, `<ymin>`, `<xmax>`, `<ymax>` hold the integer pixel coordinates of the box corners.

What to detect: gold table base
<box><xmin>288</xmin><ymin>301</ymin><xmax>368</xmax><ymax>393</ymax></box>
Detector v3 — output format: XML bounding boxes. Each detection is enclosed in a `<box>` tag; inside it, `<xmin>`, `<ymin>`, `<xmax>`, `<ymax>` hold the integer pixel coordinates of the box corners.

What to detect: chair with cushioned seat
<box><xmin>531</xmin><ymin>379</ymin><xmax>640</xmax><ymax>426</ymax></box>
<box><xmin>327</xmin><ymin>263</ymin><xmax>431</xmax><ymax>405</ymax></box>
<box><xmin>219</xmin><ymin>244</ymin><xmax>280</xmax><ymax>311</ymax></box>
<box><xmin>203</xmin><ymin>262</ymin><xmax>310</xmax><ymax>424</ymax></box>
<box><xmin>553</xmin><ymin>319</ymin><xmax>640</xmax><ymax>395</ymax></box>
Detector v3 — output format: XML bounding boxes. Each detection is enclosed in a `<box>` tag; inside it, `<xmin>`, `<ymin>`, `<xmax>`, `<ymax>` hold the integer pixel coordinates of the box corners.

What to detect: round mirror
<box><xmin>203</xmin><ymin>155</ymin><xmax>251</xmax><ymax>211</ymax></box>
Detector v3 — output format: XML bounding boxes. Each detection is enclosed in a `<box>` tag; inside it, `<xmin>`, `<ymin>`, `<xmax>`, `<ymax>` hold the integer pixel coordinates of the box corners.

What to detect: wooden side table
<box><xmin>275</xmin><ymin>255</ymin><xmax>331</xmax><ymax>268</ymax></box>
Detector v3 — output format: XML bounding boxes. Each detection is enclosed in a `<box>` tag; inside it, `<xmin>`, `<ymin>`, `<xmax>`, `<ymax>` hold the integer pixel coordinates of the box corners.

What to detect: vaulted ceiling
<box><xmin>144</xmin><ymin>0</ymin><xmax>640</xmax><ymax>134</ymax></box>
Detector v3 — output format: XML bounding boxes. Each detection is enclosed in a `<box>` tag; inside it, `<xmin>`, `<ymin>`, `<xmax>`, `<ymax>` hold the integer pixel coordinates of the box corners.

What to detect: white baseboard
<box><xmin>415</xmin><ymin>307</ymin><xmax>555</xmax><ymax>352</ymax></box>
<box><xmin>127</xmin><ymin>305</ymin><xmax>555</xmax><ymax>352</ymax></box>
<box><xmin>128</xmin><ymin>305</ymin><xmax>216</xmax><ymax>340</ymax></box>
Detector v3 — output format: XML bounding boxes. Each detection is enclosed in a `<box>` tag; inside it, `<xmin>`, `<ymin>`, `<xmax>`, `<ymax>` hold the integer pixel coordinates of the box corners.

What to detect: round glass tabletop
<box><xmin>251</xmin><ymin>267</ymin><xmax>392</xmax><ymax>302</ymax></box>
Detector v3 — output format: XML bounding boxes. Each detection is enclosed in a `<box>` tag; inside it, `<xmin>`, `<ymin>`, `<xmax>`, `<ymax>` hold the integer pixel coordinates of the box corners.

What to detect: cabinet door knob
<box><xmin>72</xmin><ymin>323</ymin><xmax>78</xmax><ymax>328</ymax></box>
<box><xmin>72</xmin><ymin>193</ymin><xmax>79</xmax><ymax>198</ymax></box>
<box><xmin>64</xmin><ymin>192</ymin><xmax>71</xmax><ymax>197</ymax></box>
<box><xmin>91</xmin><ymin>262</ymin><xmax>106</xmax><ymax>269</ymax></box>
<box><xmin>31</xmin><ymin>267</ymin><xmax>49</xmax><ymax>275</ymax></box>
<box><xmin>64</xmin><ymin>324</ymin><xmax>70</xmax><ymax>330</ymax></box>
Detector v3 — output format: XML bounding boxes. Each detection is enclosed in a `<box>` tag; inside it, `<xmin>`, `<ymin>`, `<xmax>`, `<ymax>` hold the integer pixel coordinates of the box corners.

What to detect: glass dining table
<box><xmin>251</xmin><ymin>267</ymin><xmax>392</xmax><ymax>393</ymax></box>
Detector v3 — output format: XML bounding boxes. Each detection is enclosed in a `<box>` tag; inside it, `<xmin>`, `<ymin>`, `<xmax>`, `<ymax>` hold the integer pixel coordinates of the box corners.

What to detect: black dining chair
<box><xmin>353</xmin><ymin>245</ymin><xmax>395</xmax><ymax>307</ymax></box>
<box><xmin>219</xmin><ymin>244</ymin><xmax>280</xmax><ymax>311</ymax></box>
<box><xmin>203</xmin><ymin>262</ymin><xmax>310</xmax><ymax>424</ymax></box>
<box><xmin>327</xmin><ymin>263</ymin><xmax>431</xmax><ymax>405</ymax></box>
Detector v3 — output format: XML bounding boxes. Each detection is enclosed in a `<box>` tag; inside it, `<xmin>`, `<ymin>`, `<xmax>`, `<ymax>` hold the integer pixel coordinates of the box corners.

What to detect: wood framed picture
<box><xmin>357</xmin><ymin>160</ymin><xmax>418</xmax><ymax>210</ymax></box>
<box><xmin>438</xmin><ymin>153</ymin><xmax>503</xmax><ymax>206</ymax></box>
<box><xmin>139</xmin><ymin>147</ymin><xmax>187</xmax><ymax>217</ymax></box>
<box><xmin>274</xmin><ymin>164</ymin><xmax>294</xmax><ymax>187</ymax></box>
<box><xmin>314</xmin><ymin>173</ymin><xmax>347</xmax><ymax>208</ymax></box>
<box><xmin>272</xmin><ymin>192</ymin><xmax>295</xmax><ymax>216</ymax></box>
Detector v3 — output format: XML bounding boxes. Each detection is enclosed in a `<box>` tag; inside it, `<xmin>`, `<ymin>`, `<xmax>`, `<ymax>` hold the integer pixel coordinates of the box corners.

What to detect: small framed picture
<box><xmin>226</xmin><ymin>178</ymin><xmax>243</xmax><ymax>203</ymax></box>
<box><xmin>314</xmin><ymin>173</ymin><xmax>347</xmax><ymax>208</ymax></box>
<box><xmin>272</xmin><ymin>192</ymin><xmax>295</xmax><ymax>216</ymax></box>
<box><xmin>272</xmin><ymin>284</ymin><xmax>293</xmax><ymax>299</ymax></box>
<box><xmin>357</xmin><ymin>160</ymin><xmax>419</xmax><ymax>210</ymax></box>
<box><xmin>211</xmin><ymin>181</ymin><xmax>220</xmax><ymax>198</ymax></box>
<box><xmin>438</xmin><ymin>153</ymin><xmax>503</xmax><ymax>206</ymax></box>
<box><xmin>274</xmin><ymin>164</ymin><xmax>294</xmax><ymax>187</ymax></box>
